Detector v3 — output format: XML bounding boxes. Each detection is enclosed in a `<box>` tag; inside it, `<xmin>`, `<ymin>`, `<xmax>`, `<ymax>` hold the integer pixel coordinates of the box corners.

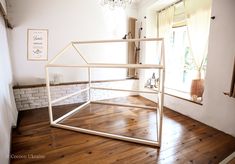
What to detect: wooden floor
<box><xmin>11</xmin><ymin>96</ymin><xmax>235</xmax><ymax>164</ymax></box>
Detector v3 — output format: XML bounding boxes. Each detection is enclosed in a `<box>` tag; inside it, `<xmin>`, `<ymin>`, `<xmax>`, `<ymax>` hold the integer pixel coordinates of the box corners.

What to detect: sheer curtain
<box><xmin>158</xmin><ymin>6</ymin><xmax>174</xmax><ymax>88</ymax></box>
<box><xmin>184</xmin><ymin>0</ymin><xmax>212</xmax><ymax>78</ymax></box>
<box><xmin>158</xmin><ymin>6</ymin><xmax>175</xmax><ymax>38</ymax></box>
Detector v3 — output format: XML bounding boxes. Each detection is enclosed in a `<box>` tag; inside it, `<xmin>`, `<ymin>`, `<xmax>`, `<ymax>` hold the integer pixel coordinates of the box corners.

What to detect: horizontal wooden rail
<box><xmin>91</xmin><ymin>86</ymin><xmax>158</xmax><ymax>94</ymax></box>
<box><xmin>91</xmin><ymin>101</ymin><xmax>157</xmax><ymax>110</ymax></box>
<box><xmin>53</xmin><ymin>101</ymin><xmax>90</xmax><ymax>124</ymax></box>
<box><xmin>51</xmin><ymin>88</ymin><xmax>89</xmax><ymax>104</ymax></box>
<box><xmin>72</xmin><ymin>38</ymin><xmax>163</xmax><ymax>44</ymax></box>
<box><xmin>13</xmin><ymin>77</ymin><xmax>138</xmax><ymax>89</ymax></box>
<box><xmin>46</xmin><ymin>63</ymin><xmax>163</xmax><ymax>69</ymax></box>
<box><xmin>52</xmin><ymin>123</ymin><xmax>160</xmax><ymax>146</ymax></box>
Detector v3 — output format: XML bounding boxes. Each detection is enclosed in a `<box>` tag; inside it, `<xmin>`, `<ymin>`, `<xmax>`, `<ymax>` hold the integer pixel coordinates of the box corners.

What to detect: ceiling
<box><xmin>134</xmin><ymin>0</ymin><xmax>179</xmax><ymax>11</ymax></box>
<box><xmin>149</xmin><ymin>0</ymin><xmax>179</xmax><ymax>11</ymax></box>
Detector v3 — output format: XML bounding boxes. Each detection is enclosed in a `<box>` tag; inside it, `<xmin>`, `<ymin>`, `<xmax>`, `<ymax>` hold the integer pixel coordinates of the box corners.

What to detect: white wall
<box><xmin>0</xmin><ymin>13</ymin><xmax>18</xmax><ymax>164</ymax></box>
<box><xmin>202</xmin><ymin>0</ymin><xmax>235</xmax><ymax>136</ymax></box>
<box><xmin>138</xmin><ymin>0</ymin><xmax>235</xmax><ymax>137</ymax></box>
<box><xmin>7</xmin><ymin>0</ymin><xmax>138</xmax><ymax>85</ymax></box>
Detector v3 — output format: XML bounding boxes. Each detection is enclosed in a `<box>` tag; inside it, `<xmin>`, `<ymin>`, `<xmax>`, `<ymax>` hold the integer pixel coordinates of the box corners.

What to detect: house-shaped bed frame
<box><xmin>45</xmin><ymin>38</ymin><xmax>165</xmax><ymax>147</ymax></box>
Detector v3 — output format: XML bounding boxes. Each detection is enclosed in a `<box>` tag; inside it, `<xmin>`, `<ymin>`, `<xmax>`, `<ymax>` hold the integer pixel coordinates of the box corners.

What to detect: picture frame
<box><xmin>27</xmin><ymin>29</ymin><xmax>48</xmax><ymax>61</ymax></box>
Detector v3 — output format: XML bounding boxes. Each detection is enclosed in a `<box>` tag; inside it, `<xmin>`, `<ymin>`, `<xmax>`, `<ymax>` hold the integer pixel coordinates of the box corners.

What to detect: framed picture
<box><xmin>27</xmin><ymin>29</ymin><xmax>48</xmax><ymax>60</ymax></box>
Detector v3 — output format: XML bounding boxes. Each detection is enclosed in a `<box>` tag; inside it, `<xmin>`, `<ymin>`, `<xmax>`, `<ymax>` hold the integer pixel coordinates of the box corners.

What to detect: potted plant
<box><xmin>190</xmin><ymin>70</ymin><xmax>204</xmax><ymax>101</ymax></box>
<box><xmin>184</xmin><ymin>47</ymin><xmax>206</xmax><ymax>101</ymax></box>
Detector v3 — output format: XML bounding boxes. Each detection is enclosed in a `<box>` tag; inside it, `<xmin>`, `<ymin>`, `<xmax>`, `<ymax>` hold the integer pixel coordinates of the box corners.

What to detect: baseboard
<box><xmin>219</xmin><ymin>152</ymin><xmax>235</xmax><ymax>164</ymax></box>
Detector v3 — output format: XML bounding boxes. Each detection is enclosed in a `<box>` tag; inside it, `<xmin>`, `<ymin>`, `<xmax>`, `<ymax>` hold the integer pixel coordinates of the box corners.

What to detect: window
<box><xmin>165</xmin><ymin>26</ymin><xmax>207</xmax><ymax>93</ymax></box>
<box><xmin>165</xmin><ymin>26</ymin><xmax>189</xmax><ymax>92</ymax></box>
<box><xmin>166</xmin><ymin>26</ymin><xmax>197</xmax><ymax>93</ymax></box>
<box><xmin>158</xmin><ymin>1</ymin><xmax>208</xmax><ymax>95</ymax></box>
<box><xmin>143</xmin><ymin>0</ymin><xmax>211</xmax><ymax>101</ymax></box>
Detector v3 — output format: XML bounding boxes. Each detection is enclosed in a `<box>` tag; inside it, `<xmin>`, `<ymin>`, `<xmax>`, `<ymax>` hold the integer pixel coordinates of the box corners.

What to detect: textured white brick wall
<box><xmin>13</xmin><ymin>79</ymin><xmax>139</xmax><ymax>111</ymax></box>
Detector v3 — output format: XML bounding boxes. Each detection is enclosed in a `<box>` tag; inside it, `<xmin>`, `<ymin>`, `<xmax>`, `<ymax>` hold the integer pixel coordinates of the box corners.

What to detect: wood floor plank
<box><xmin>11</xmin><ymin>96</ymin><xmax>235</xmax><ymax>163</ymax></box>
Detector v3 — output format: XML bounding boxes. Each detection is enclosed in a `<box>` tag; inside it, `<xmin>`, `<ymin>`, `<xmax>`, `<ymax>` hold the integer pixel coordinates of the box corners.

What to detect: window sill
<box><xmin>144</xmin><ymin>87</ymin><xmax>203</xmax><ymax>105</ymax></box>
<box><xmin>165</xmin><ymin>88</ymin><xmax>203</xmax><ymax>105</ymax></box>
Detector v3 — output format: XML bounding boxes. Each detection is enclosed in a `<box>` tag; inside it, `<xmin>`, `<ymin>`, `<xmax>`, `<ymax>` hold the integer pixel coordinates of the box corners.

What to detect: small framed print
<box><xmin>27</xmin><ymin>29</ymin><xmax>48</xmax><ymax>61</ymax></box>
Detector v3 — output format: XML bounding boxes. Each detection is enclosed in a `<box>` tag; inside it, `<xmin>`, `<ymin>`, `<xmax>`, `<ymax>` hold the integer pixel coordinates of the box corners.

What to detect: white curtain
<box><xmin>158</xmin><ymin>6</ymin><xmax>174</xmax><ymax>88</ymax></box>
<box><xmin>184</xmin><ymin>0</ymin><xmax>212</xmax><ymax>78</ymax></box>
<box><xmin>0</xmin><ymin>15</ymin><xmax>18</xmax><ymax>163</ymax></box>
<box><xmin>158</xmin><ymin>6</ymin><xmax>175</xmax><ymax>38</ymax></box>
